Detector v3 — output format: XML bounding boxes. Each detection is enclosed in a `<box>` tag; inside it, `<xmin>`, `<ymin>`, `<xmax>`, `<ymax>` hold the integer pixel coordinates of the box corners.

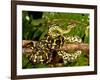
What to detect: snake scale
<box><xmin>25</xmin><ymin>24</ymin><xmax>82</xmax><ymax>66</ymax></box>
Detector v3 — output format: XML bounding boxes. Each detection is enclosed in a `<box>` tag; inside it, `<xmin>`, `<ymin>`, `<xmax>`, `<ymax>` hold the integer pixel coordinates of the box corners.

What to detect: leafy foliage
<box><xmin>22</xmin><ymin>11</ymin><xmax>89</xmax><ymax>68</ymax></box>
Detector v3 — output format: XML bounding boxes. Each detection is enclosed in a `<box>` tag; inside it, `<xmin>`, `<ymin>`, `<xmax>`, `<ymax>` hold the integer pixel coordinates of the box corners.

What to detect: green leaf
<box><xmin>33</xmin><ymin>29</ymin><xmax>42</xmax><ymax>40</ymax></box>
<box><xmin>33</xmin><ymin>64</ymin><xmax>48</xmax><ymax>68</ymax></box>
<box><xmin>22</xmin><ymin>54</ymin><xmax>29</xmax><ymax>68</ymax></box>
<box><xmin>31</xmin><ymin>19</ymin><xmax>43</xmax><ymax>26</ymax></box>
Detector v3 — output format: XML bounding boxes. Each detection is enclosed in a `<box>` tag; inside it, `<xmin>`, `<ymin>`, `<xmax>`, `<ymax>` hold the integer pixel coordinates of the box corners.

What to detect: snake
<box><xmin>26</xmin><ymin>24</ymin><xmax>82</xmax><ymax>66</ymax></box>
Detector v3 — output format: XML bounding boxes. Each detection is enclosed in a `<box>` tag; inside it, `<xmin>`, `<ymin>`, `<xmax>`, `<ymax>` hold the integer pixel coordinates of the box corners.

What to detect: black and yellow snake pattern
<box><xmin>26</xmin><ymin>25</ymin><xmax>82</xmax><ymax>66</ymax></box>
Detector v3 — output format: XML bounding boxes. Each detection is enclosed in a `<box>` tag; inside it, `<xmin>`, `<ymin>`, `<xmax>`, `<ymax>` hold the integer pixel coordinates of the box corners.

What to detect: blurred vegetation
<box><xmin>22</xmin><ymin>11</ymin><xmax>89</xmax><ymax>68</ymax></box>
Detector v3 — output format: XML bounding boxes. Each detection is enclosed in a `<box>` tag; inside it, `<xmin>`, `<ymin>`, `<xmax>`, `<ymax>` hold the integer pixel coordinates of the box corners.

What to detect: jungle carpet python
<box><xmin>24</xmin><ymin>25</ymin><xmax>82</xmax><ymax>67</ymax></box>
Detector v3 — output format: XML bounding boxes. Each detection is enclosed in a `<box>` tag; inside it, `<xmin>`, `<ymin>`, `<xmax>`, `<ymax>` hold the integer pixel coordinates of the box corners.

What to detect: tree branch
<box><xmin>22</xmin><ymin>40</ymin><xmax>89</xmax><ymax>55</ymax></box>
<box><xmin>58</xmin><ymin>43</ymin><xmax>89</xmax><ymax>54</ymax></box>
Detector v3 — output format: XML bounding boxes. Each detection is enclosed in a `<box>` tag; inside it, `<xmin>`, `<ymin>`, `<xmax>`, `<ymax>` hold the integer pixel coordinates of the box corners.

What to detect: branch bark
<box><xmin>58</xmin><ymin>43</ymin><xmax>89</xmax><ymax>54</ymax></box>
<box><xmin>22</xmin><ymin>40</ymin><xmax>89</xmax><ymax>55</ymax></box>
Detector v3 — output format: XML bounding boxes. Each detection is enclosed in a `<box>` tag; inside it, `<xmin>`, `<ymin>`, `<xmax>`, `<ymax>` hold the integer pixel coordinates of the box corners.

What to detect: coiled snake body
<box><xmin>26</xmin><ymin>25</ymin><xmax>82</xmax><ymax>66</ymax></box>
